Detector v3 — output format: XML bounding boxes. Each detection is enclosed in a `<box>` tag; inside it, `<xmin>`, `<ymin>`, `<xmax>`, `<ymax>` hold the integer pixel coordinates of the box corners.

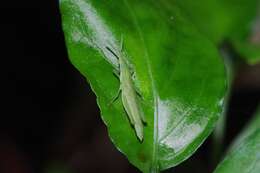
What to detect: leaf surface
<box><xmin>214</xmin><ymin>108</ymin><xmax>260</xmax><ymax>173</ymax></box>
<box><xmin>175</xmin><ymin>0</ymin><xmax>260</xmax><ymax>64</ymax></box>
<box><xmin>228</xmin><ymin>107</ymin><xmax>260</xmax><ymax>154</ymax></box>
<box><xmin>60</xmin><ymin>0</ymin><xmax>227</xmax><ymax>172</ymax></box>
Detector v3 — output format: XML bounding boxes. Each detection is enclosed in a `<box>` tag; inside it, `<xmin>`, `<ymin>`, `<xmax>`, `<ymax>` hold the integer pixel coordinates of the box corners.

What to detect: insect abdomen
<box><xmin>120</xmin><ymin>64</ymin><xmax>144</xmax><ymax>141</ymax></box>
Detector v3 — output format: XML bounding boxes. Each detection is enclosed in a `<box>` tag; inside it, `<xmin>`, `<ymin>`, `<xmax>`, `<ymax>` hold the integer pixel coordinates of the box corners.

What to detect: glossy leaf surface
<box><xmin>176</xmin><ymin>0</ymin><xmax>260</xmax><ymax>64</ymax></box>
<box><xmin>214</xmin><ymin>108</ymin><xmax>260</xmax><ymax>173</ymax></box>
<box><xmin>228</xmin><ymin>107</ymin><xmax>260</xmax><ymax>154</ymax></box>
<box><xmin>174</xmin><ymin>0</ymin><xmax>231</xmax><ymax>44</ymax></box>
<box><xmin>59</xmin><ymin>0</ymin><xmax>226</xmax><ymax>172</ymax></box>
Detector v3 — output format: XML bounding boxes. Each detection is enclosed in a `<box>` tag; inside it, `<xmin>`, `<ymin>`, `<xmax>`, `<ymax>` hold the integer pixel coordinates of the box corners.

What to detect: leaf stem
<box><xmin>149</xmin><ymin>165</ymin><xmax>159</xmax><ymax>173</ymax></box>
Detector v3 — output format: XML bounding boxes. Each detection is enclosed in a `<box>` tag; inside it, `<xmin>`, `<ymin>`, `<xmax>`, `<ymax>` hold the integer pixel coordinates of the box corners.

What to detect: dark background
<box><xmin>1</xmin><ymin>1</ymin><xmax>260</xmax><ymax>173</ymax></box>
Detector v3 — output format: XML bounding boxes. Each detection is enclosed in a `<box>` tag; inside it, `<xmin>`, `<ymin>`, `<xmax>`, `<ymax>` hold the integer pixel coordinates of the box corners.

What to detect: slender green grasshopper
<box><xmin>105</xmin><ymin>39</ymin><xmax>146</xmax><ymax>141</ymax></box>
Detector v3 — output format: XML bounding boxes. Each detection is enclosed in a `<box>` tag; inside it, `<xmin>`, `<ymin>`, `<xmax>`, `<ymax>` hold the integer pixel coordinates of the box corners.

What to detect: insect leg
<box><xmin>135</xmin><ymin>87</ymin><xmax>143</xmax><ymax>99</ymax></box>
<box><xmin>113</xmin><ymin>69</ymin><xmax>120</xmax><ymax>78</ymax></box>
<box><xmin>130</xmin><ymin>73</ymin><xmax>143</xmax><ymax>99</ymax></box>
<box><xmin>140</xmin><ymin>111</ymin><xmax>147</xmax><ymax>124</ymax></box>
<box><xmin>106</xmin><ymin>46</ymin><xmax>120</xmax><ymax>60</ymax></box>
<box><xmin>108</xmin><ymin>87</ymin><xmax>121</xmax><ymax>106</ymax></box>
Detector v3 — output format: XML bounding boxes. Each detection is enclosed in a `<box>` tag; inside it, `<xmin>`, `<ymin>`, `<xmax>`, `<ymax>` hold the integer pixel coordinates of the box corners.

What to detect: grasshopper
<box><xmin>106</xmin><ymin>40</ymin><xmax>146</xmax><ymax>141</ymax></box>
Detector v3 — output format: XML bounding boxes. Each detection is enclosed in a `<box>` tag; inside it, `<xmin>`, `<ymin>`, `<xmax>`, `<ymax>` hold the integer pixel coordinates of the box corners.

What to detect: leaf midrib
<box><xmin>123</xmin><ymin>0</ymin><xmax>160</xmax><ymax>171</ymax></box>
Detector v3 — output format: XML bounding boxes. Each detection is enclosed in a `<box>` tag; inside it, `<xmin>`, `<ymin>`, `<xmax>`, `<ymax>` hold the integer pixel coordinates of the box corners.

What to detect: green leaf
<box><xmin>214</xmin><ymin>130</ymin><xmax>260</xmax><ymax>173</ymax></box>
<box><xmin>175</xmin><ymin>0</ymin><xmax>260</xmax><ymax>64</ymax></box>
<box><xmin>231</xmin><ymin>33</ymin><xmax>260</xmax><ymax>65</ymax></box>
<box><xmin>59</xmin><ymin>0</ymin><xmax>227</xmax><ymax>172</ymax></box>
<box><xmin>174</xmin><ymin>0</ymin><xmax>258</xmax><ymax>42</ymax></box>
<box><xmin>228</xmin><ymin>107</ymin><xmax>260</xmax><ymax>153</ymax></box>
<box><xmin>214</xmin><ymin>108</ymin><xmax>260</xmax><ymax>173</ymax></box>
<box><xmin>228</xmin><ymin>1</ymin><xmax>260</xmax><ymax>64</ymax></box>
<box><xmin>174</xmin><ymin>0</ymin><xmax>231</xmax><ymax>44</ymax></box>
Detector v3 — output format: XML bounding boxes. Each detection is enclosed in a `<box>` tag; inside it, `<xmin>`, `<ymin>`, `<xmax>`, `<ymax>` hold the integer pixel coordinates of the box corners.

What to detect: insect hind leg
<box><xmin>113</xmin><ymin>69</ymin><xmax>120</xmax><ymax>78</ymax></box>
<box><xmin>108</xmin><ymin>87</ymin><xmax>121</xmax><ymax>106</ymax></box>
<box><xmin>106</xmin><ymin>46</ymin><xmax>120</xmax><ymax>60</ymax></box>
